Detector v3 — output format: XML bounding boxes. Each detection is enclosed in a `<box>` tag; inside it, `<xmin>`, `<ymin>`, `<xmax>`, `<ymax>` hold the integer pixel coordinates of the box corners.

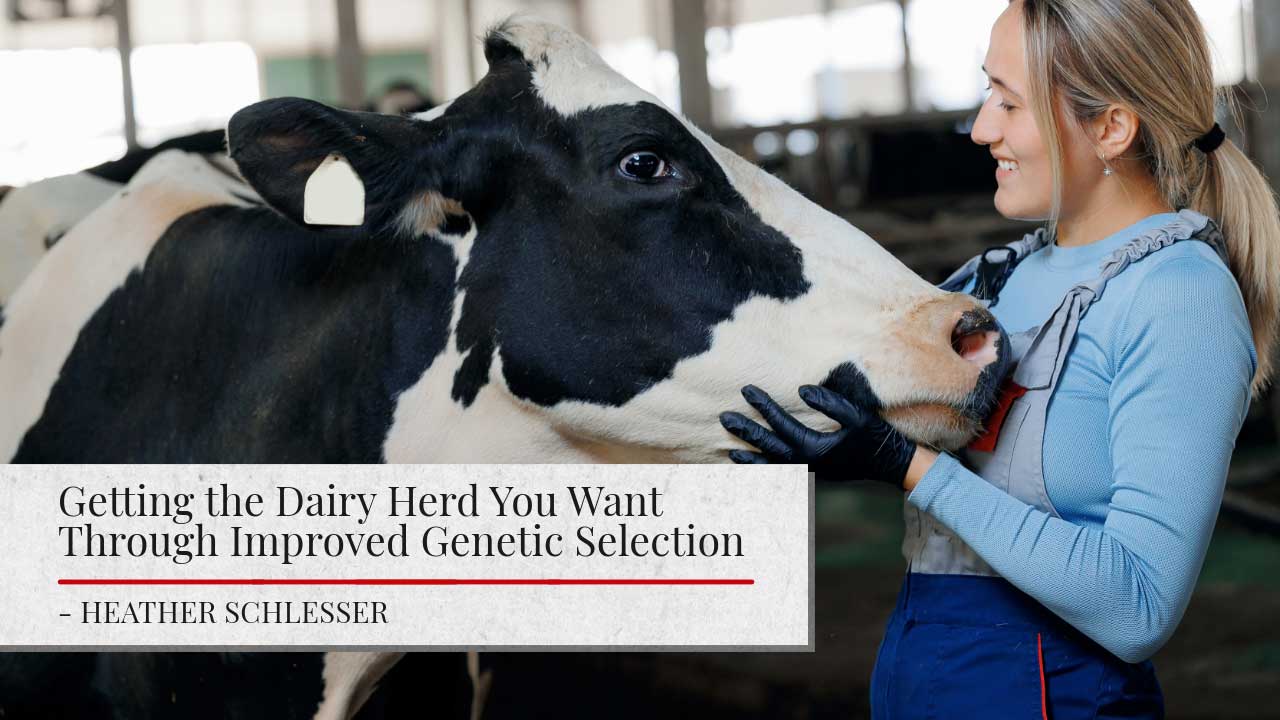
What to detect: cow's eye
<box><xmin>618</xmin><ymin>151</ymin><xmax>673</xmax><ymax>181</ymax></box>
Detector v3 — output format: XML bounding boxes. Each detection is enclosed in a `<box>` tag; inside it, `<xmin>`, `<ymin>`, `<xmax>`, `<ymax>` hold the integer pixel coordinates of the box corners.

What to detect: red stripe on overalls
<box><xmin>1037</xmin><ymin>633</ymin><xmax>1049</xmax><ymax>720</ymax></box>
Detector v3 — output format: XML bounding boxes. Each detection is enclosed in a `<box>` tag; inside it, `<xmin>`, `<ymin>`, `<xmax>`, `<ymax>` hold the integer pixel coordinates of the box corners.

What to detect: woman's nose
<box><xmin>970</xmin><ymin>101</ymin><xmax>1000</xmax><ymax>146</ymax></box>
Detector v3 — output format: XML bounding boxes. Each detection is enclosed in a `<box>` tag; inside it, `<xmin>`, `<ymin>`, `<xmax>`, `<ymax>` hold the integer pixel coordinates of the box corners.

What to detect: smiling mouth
<box><xmin>997</xmin><ymin>159</ymin><xmax>1019</xmax><ymax>172</ymax></box>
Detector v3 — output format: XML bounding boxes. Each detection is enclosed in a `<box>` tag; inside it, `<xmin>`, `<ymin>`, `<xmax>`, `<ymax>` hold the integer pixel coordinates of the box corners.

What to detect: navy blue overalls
<box><xmin>869</xmin><ymin>211</ymin><xmax>1228</xmax><ymax>719</ymax></box>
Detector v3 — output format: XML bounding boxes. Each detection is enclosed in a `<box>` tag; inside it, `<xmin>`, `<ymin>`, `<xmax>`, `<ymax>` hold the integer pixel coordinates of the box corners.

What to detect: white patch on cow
<box><xmin>313</xmin><ymin>652</ymin><xmax>405</xmax><ymax>720</ymax></box>
<box><xmin>492</xmin><ymin>16</ymin><xmax>654</xmax><ymax>115</ymax></box>
<box><xmin>388</xmin><ymin>349</ymin><xmax>607</xmax><ymax>463</ymax></box>
<box><xmin>0</xmin><ymin>150</ymin><xmax>252</xmax><ymax>461</ymax></box>
<box><xmin>304</xmin><ymin>153</ymin><xmax>365</xmax><ymax>226</ymax></box>
<box><xmin>0</xmin><ymin>172</ymin><xmax>121</xmax><ymax>304</ymax></box>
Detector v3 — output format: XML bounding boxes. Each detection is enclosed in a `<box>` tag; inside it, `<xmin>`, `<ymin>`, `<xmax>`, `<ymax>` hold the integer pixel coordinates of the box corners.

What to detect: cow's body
<box><xmin>8</xmin><ymin>183</ymin><xmax>453</xmax><ymax>462</ymax></box>
<box><xmin>0</xmin><ymin>18</ymin><xmax>1009</xmax><ymax>719</ymax></box>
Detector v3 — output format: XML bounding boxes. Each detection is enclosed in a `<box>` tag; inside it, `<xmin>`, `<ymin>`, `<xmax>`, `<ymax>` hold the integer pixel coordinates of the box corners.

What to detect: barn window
<box><xmin>903</xmin><ymin>0</ymin><xmax>1006</xmax><ymax>112</ymax></box>
<box><xmin>705</xmin><ymin>1</ymin><xmax>908</xmax><ymax>127</ymax></box>
<box><xmin>131</xmin><ymin>42</ymin><xmax>259</xmax><ymax>146</ymax></box>
<box><xmin>1189</xmin><ymin>0</ymin><xmax>1252</xmax><ymax>85</ymax></box>
<box><xmin>0</xmin><ymin>41</ymin><xmax>257</xmax><ymax>185</ymax></box>
<box><xmin>0</xmin><ymin>47</ymin><xmax>126</xmax><ymax>184</ymax></box>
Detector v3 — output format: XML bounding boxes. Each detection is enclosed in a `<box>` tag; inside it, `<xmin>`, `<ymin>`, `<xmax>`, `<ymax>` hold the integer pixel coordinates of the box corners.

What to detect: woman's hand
<box><xmin>719</xmin><ymin>384</ymin><xmax>920</xmax><ymax>489</ymax></box>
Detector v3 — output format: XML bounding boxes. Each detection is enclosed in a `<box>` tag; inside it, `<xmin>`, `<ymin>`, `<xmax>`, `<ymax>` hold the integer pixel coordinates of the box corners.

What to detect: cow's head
<box><xmin>228</xmin><ymin>18</ymin><xmax>1008</xmax><ymax>461</ymax></box>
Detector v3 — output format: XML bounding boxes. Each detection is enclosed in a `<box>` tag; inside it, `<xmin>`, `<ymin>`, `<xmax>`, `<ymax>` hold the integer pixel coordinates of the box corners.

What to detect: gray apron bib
<box><xmin>904</xmin><ymin>209</ymin><xmax>1228</xmax><ymax>575</ymax></box>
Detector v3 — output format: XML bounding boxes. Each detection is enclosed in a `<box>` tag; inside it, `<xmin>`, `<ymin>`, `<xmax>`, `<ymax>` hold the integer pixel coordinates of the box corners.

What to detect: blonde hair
<box><xmin>1021</xmin><ymin>0</ymin><xmax>1280</xmax><ymax>393</ymax></box>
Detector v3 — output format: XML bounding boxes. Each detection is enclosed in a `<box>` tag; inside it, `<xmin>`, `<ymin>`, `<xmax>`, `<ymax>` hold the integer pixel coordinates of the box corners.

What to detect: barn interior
<box><xmin>2</xmin><ymin>0</ymin><xmax>1278</xmax><ymax>718</ymax></box>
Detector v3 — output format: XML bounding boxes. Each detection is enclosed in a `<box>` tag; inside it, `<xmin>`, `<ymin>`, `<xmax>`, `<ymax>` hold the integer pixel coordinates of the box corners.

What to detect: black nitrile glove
<box><xmin>719</xmin><ymin>384</ymin><xmax>917</xmax><ymax>488</ymax></box>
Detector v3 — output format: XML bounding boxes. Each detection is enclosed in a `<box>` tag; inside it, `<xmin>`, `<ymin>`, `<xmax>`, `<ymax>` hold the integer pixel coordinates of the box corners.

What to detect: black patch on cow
<box><xmin>14</xmin><ymin>204</ymin><xmax>455</xmax><ymax>462</ymax></box>
<box><xmin>821</xmin><ymin>362</ymin><xmax>882</xmax><ymax>410</ymax></box>
<box><xmin>85</xmin><ymin>129</ymin><xmax>228</xmax><ymax>184</ymax></box>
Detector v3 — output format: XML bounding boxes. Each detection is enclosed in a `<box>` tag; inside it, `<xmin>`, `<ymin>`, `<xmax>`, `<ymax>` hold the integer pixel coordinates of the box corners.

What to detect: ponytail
<box><xmin>1192</xmin><ymin>137</ymin><xmax>1280</xmax><ymax>392</ymax></box>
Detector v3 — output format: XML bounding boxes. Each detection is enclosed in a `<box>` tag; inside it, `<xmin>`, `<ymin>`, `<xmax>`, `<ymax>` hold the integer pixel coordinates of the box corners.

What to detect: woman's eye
<box><xmin>619</xmin><ymin>151</ymin><xmax>672</xmax><ymax>180</ymax></box>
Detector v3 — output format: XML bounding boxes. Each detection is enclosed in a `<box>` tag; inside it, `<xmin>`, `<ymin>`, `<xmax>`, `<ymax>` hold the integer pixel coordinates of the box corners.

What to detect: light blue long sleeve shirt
<box><xmin>908</xmin><ymin>213</ymin><xmax>1257</xmax><ymax>663</ymax></box>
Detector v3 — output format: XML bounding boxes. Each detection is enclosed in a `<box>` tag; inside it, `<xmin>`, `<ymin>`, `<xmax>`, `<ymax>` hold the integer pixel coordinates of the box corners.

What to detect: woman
<box><xmin>720</xmin><ymin>1</ymin><xmax>1279</xmax><ymax>717</ymax></box>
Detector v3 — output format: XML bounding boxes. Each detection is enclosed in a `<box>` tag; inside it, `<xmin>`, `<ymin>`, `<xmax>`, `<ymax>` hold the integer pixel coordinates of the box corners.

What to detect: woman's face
<box><xmin>971</xmin><ymin>2</ymin><xmax>1100</xmax><ymax>222</ymax></box>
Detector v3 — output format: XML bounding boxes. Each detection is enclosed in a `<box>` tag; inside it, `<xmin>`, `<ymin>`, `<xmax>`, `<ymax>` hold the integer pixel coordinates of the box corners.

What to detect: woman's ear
<box><xmin>1093</xmin><ymin>105</ymin><xmax>1142</xmax><ymax>163</ymax></box>
<box><xmin>227</xmin><ymin>97</ymin><xmax>439</xmax><ymax>233</ymax></box>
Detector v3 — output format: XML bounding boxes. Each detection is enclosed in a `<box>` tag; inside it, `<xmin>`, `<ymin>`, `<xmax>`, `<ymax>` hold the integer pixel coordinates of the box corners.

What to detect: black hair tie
<box><xmin>1193</xmin><ymin>123</ymin><xmax>1226</xmax><ymax>154</ymax></box>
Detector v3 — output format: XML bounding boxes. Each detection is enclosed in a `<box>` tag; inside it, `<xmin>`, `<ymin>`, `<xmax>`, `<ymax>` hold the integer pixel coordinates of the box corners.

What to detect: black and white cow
<box><xmin>0</xmin><ymin>17</ymin><xmax>1008</xmax><ymax>719</ymax></box>
<box><xmin>0</xmin><ymin>130</ymin><xmax>231</xmax><ymax>304</ymax></box>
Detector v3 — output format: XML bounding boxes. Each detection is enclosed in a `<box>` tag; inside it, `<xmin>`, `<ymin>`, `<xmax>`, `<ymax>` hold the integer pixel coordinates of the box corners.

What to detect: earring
<box><xmin>1101</xmin><ymin>155</ymin><xmax>1114</xmax><ymax>176</ymax></box>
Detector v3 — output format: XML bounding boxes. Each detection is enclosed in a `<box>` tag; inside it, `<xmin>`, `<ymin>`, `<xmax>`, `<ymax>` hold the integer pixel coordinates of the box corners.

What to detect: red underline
<box><xmin>58</xmin><ymin>578</ymin><xmax>755</xmax><ymax>586</ymax></box>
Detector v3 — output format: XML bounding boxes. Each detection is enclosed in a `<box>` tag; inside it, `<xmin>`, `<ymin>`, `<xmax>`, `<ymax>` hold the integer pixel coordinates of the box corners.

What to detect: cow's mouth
<box><xmin>898</xmin><ymin>326</ymin><xmax>1011</xmax><ymax>448</ymax></box>
<box><xmin>880</xmin><ymin>403</ymin><xmax>977</xmax><ymax>449</ymax></box>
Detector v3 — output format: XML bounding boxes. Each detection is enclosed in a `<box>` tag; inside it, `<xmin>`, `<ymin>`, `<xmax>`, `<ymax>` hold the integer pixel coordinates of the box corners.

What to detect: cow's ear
<box><xmin>227</xmin><ymin>97</ymin><xmax>433</xmax><ymax>232</ymax></box>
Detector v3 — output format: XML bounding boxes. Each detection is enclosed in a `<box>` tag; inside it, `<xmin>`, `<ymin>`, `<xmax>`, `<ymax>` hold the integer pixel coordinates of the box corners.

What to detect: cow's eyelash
<box><xmin>618</xmin><ymin>137</ymin><xmax>670</xmax><ymax>156</ymax></box>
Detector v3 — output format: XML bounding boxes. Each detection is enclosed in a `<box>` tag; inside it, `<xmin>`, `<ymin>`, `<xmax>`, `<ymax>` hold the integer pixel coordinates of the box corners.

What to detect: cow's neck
<box><xmin>381</xmin><ymin>389</ymin><xmax>622</xmax><ymax>461</ymax></box>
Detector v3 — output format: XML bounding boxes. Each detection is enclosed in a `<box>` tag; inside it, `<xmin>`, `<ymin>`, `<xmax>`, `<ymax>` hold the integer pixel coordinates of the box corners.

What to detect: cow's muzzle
<box><xmin>952</xmin><ymin>306</ymin><xmax>1012</xmax><ymax>422</ymax></box>
<box><xmin>845</xmin><ymin>296</ymin><xmax>1014</xmax><ymax>449</ymax></box>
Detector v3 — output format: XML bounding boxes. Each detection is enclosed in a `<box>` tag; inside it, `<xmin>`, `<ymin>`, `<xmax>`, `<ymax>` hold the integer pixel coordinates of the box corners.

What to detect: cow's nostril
<box><xmin>953</xmin><ymin>329</ymin><xmax>1001</xmax><ymax>365</ymax></box>
<box><xmin>951</xmin><ymin>309</ymin><xmax>1001</xmax><ymax>367</ymax></box>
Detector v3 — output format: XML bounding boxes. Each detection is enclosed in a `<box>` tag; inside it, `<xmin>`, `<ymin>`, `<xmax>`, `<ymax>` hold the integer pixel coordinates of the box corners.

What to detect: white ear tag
<box><xmin>303</xmin><ymin>153</ymin><xmax>365</xmax><ymax>226</ymax></box>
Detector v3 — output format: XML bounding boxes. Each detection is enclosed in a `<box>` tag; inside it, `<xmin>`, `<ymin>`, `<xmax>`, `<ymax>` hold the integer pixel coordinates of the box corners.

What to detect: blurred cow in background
<box><xmin>0</xmin><ymin>130</ymin><xmax>230</xmax><ymax>305</ymax></box>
